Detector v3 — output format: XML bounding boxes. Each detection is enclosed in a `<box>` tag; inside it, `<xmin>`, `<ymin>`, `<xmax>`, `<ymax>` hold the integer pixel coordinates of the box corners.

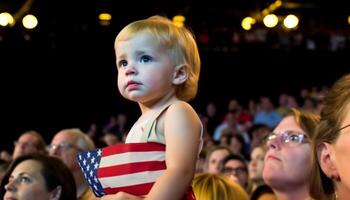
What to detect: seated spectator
<box><xmin>248</xmin><ymin>124</ymin><xmax>270</xmax><ymax>151</ymax></box>
<box><xmin>192</xmin><ymin>173</ymin><xmax>249</xmax><ymax>200</ymax></box>
<box><xmin>248</xmin><ymin>144</ymin><xmax>267</xmax><ymax>194</ymax></box>
<box><xmin>48</xmin><ymin>128</ymin><xmax>95</xmax><ymax>200</ymax></box>
<box><xmin>12</xmin><ymin>130</ymin><xmax>47</xmax><ymax>159</ymax></box>
<box><xmin>254</xmin><ymin>97</ymin><xmax>282</xmax><ymax>129</ymax></box>
<box><xmin>0</xmin><ymin>154</ymin><xmax>76</xmax><ymax>200</ymax></box>
<box><xmin>263</xmin><ymin>108</ymin><xmax>319</xmax><ymax>200</ymax></box>
<box><xmin>309</xmin><ymin>74</ymin><xmax>350</xmax><ymax>200</ymax></box>
<box><xmin>221</xmin><ymin>154</ymin><xmax>249</xmax><ymax>191</ymax></box>
<box><xmin>204</xmin><ymin>145</ymin><xmax>231</xmax><ymax>174</ymax></box>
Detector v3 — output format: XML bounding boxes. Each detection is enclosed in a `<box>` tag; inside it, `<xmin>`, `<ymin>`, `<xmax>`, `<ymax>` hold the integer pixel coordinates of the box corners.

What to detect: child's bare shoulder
<box><xmin>165</xmin><ymin>101</ymin><xmax>199</xmax><ymax>123</ymax></box>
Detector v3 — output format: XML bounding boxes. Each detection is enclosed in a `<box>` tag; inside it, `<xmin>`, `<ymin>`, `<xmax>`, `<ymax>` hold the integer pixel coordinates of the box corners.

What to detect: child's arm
<box><xmin>145</xmin><ymin>101</ymin><xmax>201</xmax><ymax>200</ymax></box>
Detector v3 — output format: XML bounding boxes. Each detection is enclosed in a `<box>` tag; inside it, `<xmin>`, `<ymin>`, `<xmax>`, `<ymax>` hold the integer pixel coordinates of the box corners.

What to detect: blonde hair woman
<box><xmin>192</xmin><ymin>173</ymin><xmax>249</xmax><ymax>200</ymax></box>
<box><xmin>310</xmin><ymin>74</ymin><xmax>350</xmax><ymax>200</ymax></box>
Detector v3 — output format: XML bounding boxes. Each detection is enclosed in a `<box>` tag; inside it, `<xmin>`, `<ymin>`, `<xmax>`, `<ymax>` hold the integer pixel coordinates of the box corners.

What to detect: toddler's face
<box><xmin>115</xmin><ymin>32</ymin><xmax>176</xmax><ymax>104</ymax></box>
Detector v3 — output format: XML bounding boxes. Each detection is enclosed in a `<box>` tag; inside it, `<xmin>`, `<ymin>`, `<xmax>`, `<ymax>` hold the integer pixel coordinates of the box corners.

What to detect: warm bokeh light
<box><xmin>263</xmin><ymin>14</ymin><xmax>278</xmax><ymax>28</ymax></box>
<box><xmin>283</xmin><ymin>14</ymin><xmax>299</xmax><ymax>29</ymax></box>
<box><xmin>99</xmin><ymin>13</ymin><xmax>112</xmax><ymax>21</ymax></box>
<box><xmin>348</xmin><ymin>16</ymin><xmax>350</xmax><ymax>25</ymax></box>
<box><xmin>98</xmin><ymin>13</ymin><xmax>112</xmax><ymax>26</ymax></box>
<box><xmin>241</xmin><ymin>17</ymin><xmax>256</xmax><ymax>30</ymax></box>
<box><xmin>0</xmin><ymin>12</ymin><xmax>15</xmax><ymax>27</ymax></box>
<box><xmin>22</xmin><ymin>14</ymin><xmax>38</xmax><ymax>29</ymax></box>
<box><xmin>172</xmin><ymin>15</ymin><xmax>185</xmax><ymax>28</ymax></box>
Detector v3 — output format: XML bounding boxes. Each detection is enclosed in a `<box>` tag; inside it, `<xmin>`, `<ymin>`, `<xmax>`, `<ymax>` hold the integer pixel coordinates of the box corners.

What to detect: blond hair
<box><xmin>309</xmin><ymin>74</ymin><xmax>350</xmax><ymax>200</ymax></box>
<box><xmin>115</xmin><ymin>15</ymin><xmax>200</xmax><ymax>101</ymax></box>
<box><xmin>192</xmin><ymin>173</ymin><xmax>249</xmax><ymax>200</ymax></box>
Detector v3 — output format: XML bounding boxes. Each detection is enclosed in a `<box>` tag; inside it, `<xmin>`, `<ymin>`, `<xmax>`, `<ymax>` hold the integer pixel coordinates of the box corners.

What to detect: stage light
<box><xmin>241</xmin><ymin>17</ymin><xmax>256</xmax><ymax>30</ymax></box>
<box><xmin>283</xmin><ymin>14</ymin><xmax>299</xmax><ymax>29</ymax></box>
<box><xmin>0</xmin><ymin>12</ymin><xmax>15</xmax><ymax>27</ymax></box>
<box><xmin>263</xmin><ymin>14</ymin><xmax>278</xmax><ymax>28</ymax></box>
<box><xmin>22</xmin><ymin>14</ymin><xmax>38</xmax><ymax>29</ymax></box>
<box><xmin>172</xmin><ymin>15</ymin><xmax>185</xmax><ymax>28</ymax></box>
<box><xmin>98</xmin><ymin>13</ymin><xmax>112</xmax><ymax>26</ymax></box>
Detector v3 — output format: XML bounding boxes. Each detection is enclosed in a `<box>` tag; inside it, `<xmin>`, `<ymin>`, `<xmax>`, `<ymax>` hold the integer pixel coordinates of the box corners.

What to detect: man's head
<box><xmin>48</xmin><ymin>129</ymin><xmax>95</xmax><ymax>171</ymax></box>
<box><xmin>12</xmin><ymin>130</ymin><xmax>47</xmax><ymax>159</ymax></box>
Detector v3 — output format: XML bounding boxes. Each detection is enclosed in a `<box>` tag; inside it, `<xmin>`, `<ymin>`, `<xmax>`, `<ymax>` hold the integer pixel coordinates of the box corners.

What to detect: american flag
<box><xmin>77</xmin><ymin>142</ymin><xmax>167</xmax><ymax>197</ymax></box>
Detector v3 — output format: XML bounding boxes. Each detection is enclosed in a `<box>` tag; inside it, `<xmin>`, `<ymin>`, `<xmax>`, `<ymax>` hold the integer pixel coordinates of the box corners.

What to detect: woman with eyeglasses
<box><xmin>309</xmin><ymin>74</ymin><xmax>350</xmax><ymax>200</ymax></box>
<box><xmin>262</xmin><ymin>108</ymin><xmax>320</xmax><ymax>200</ymax></box>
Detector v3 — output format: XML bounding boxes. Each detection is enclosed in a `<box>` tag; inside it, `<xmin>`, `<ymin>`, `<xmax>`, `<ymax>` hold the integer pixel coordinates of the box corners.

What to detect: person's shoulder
<box><xmin>167</xmin><ymin>101</ymin><xmax>196</xmax><ymax>114</ymax></box>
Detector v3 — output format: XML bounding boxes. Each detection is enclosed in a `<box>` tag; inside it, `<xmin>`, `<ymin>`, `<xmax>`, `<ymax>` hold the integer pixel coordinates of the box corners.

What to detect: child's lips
<box><xmin>126</xmin><ymin>80</ymin><xmax>141</xmax><ymax>90</ymax></box>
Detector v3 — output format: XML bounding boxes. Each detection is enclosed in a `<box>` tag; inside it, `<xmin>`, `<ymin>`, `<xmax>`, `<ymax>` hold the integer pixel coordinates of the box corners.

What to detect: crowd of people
<box><xmin>0</xmin><ymin>73</ymin><xmax>348</xmax><ymax>200</ymax></box>
<box><xmin>0</xmin><ymin>14</ymin><xmax>349</xmax><ymax>200</ymax></box>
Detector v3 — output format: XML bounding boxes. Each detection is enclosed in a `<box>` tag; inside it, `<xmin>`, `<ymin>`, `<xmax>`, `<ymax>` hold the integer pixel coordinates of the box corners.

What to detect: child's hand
<box><xmin>97</xmin><ymin>192</ymin><xmax>144</xmax><ymax>200</ymax></box>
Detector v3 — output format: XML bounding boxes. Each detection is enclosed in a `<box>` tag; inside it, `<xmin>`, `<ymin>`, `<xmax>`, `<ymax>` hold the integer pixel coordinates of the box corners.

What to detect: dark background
<box><xmin>0</xmin><ymin>0</ymin><xmax>349</xmax><ymax>149</ymax></box>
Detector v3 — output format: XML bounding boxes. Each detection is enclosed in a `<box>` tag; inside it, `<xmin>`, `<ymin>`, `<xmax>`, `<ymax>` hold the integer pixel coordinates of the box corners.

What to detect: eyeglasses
<box><xmin>265</xmin><ymin>131</ymin><xmax>309</xmax><ymax>147</ymax></box>
<box><xmin>222</xmin><ymin>167</ymin><xmax>247</xmax><ymax>175</ymax></box>
<box><xmin>47</xmin><ymin>143</ymin><xmax>80</xmax><ymax>152</ymax></box>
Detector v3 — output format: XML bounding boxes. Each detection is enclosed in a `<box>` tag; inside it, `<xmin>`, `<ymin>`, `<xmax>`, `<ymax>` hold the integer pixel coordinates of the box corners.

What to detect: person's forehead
<box><xmin>13</xmin><ymin>160</ymin><xmax>42</xmax><ymax>175</ymax></box>
<box><xmin>225</xmin><ymin>159</ymin><xmax>245</xmax><ymax>167</ymax></box>
<box><xmin>52</xmin><ymin>131</ymin><xmax>77</xmax><ymax>144</ymax></box>
<box><xmin>19</xmin><ymin>133</ymin><xmax>38</xmax><ymax>142</ymax></box>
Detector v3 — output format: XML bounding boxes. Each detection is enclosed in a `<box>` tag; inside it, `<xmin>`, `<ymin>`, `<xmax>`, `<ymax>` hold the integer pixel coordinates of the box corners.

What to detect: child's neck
<box><xmin>139</xmin><ymin>95</ymin><xmax>179</xmax><ymax>114</ymax></box>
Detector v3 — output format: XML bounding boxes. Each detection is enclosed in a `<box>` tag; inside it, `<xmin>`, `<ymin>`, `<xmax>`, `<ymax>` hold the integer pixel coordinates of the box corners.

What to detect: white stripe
<box><xmin>99</xmin><ymin>170</ymin><xmax>165</xmax><ymax>188</ymax></box>
<box><xmin>100</xmin><ymin>151</ymin><xmax>165</xmax><ymax>167</ymax></box>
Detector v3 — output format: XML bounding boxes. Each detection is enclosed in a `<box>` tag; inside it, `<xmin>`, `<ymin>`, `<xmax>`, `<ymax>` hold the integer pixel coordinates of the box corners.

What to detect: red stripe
<box><xmin>102</xmin><ymin>142</ymin><xmax>166</xmax><ymax>157</ymax></box>
<box><xmin>98</xmin><ymin>161</ymin><xmax>166</xmax><ymax>177</ymax></box>
<box><xmin>104</xmin><ymin>182</ymin><xmax>154</xmax><ymax>196</ymax></box>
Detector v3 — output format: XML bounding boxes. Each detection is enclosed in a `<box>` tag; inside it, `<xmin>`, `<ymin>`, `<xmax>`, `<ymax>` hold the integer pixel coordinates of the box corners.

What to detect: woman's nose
<box><xmin>266</xmin><ymin>136</ymin><xmax>280</xmax><ymax>150</ymax></box>
<box><xmin>4</xmin><ymin>179</ymin><xmax>17</xmax><ymax>192</ymax></box>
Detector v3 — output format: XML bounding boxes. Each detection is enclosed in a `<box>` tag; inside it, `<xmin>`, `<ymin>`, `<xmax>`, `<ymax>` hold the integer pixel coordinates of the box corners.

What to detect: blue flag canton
<box><xmin>77</xmin><ymin>148</ymin><xmax>105</xmax><ymax>197</ymax></box>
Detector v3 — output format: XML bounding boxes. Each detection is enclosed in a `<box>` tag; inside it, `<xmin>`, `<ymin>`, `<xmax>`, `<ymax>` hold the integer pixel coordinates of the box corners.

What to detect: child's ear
<box><xmin>318</xmin><ymin>143</ymin><xmax>340</xmax><ymax>181</ymax></box>
<box><xmin>172</xmin><ymin>64</ymin><xmax>188</xmax><ymax>85</ymax></box>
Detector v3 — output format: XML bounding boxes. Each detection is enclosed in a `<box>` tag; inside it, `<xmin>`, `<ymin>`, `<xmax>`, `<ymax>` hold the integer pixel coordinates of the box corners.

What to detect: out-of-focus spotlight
<box><xmin>0</xmin><ymin>12</ymin><xmax>15</xmax><ymax>27</ymax></box>
<box><xmin>283</xmin><ymin>14</ymin><xmax>299</xmax><ymax>29</ymax></box>
<box><xmin>22</xmin><ymin>14</ymin><xmax>38</xmax><ymax>29</ymax></box>
<box><xmin>348</xmin><ymin>16</ymin><xmax>350</xmax><ymax>25</ymax></box>
<box><xmin>172</xmin><ymin>15</ymin><xmax>185</xmax><ymax>28</ymax></box>
<box><xmin>98</xmin><ymin>13</ymin><xmax>112</xmax><ymax>26</ymax></box>
<box><xmin>263</xmin><ymin>14</ymin><xmax>278</xmax><ymax>28</ymax></box>
<box><xmin>241</xmin><ymin>17</ymin><xmax>256</xmax><ymax>30</ymax></box>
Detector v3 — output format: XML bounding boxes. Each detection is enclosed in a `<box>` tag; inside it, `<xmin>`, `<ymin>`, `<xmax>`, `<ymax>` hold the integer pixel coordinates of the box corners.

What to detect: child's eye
<box><xmin>140</xmin><ymin>55</ymin><xmax>152</xmax><ymax>63</ymax></box>
<box><xmin>118</xmin><ymin>60</ymin><xmax>128</xmax><ymax>68</ymax></box>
